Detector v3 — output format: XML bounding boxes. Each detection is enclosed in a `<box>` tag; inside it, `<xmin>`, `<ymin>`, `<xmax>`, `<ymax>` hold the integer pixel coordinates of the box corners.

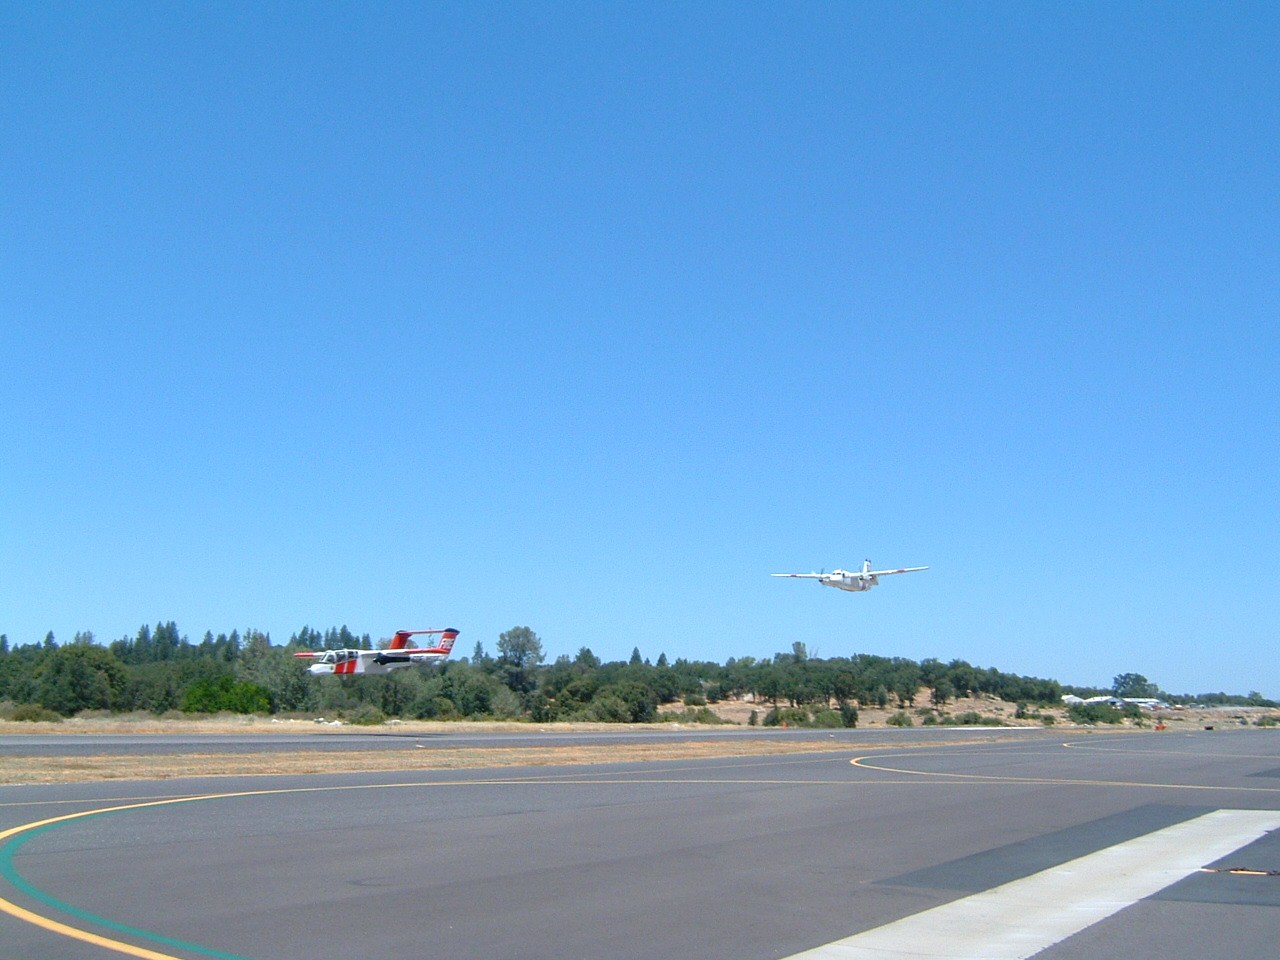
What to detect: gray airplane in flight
<box><xmin>772</xmin><ymin>559</ymin><xmax>927</xmax><ymax>593</ymax></box>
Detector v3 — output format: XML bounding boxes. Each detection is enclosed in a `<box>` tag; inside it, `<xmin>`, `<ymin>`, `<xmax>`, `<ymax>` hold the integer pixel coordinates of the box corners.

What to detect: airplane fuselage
<box><xmin>822</xmin><ymin>571</ymin><xmax>878</xmax><ymax>592</ymax></box>
<box><xmin>295</xmin><ymin>628</ymin><xmax>459</xmax><ymax>677</ymax></box>
<box><xmin>305</xmin><ymin>649</ymin><xmax>445</xmax><ymax>676</ymax></box>
<box><xmin>772</xmin><ymin>561</ymin><xmax>925</xmax><ymax>593</ymax></box>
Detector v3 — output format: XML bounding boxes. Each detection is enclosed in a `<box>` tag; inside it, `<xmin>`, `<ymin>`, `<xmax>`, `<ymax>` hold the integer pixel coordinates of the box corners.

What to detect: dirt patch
<box><xmin>669</xmin><ymin>693</ymin><xmax>1274</xmax><ymax>731</ymax></box>
<box><xmin>665</xmin><ymin>693</ymin><xmax>1051</xmax><ymax>727</ymax></box>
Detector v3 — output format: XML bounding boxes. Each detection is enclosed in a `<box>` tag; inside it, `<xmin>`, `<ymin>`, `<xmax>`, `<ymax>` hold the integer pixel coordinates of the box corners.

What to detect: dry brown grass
<box><xmin>4</xmin><ymin>690</ymin><xmax>1247</xmax><ymax>785</ymax></box>
<box><xmin>0</xmin><ymin>735</ymin><xmax>934</xmax><ymax>785</ymax></box>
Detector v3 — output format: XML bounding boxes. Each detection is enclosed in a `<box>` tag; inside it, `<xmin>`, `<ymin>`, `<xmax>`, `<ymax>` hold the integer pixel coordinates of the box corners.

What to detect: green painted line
<box><xmin>0</xmin><ymin>813</ymin><xmax>254</xmax><ymax>960</ymax></box>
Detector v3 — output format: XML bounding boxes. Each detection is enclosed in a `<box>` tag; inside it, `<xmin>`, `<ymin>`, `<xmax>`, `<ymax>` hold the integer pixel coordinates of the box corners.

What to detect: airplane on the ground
<box><xmin>772</xmin><ymin>560</ymin><xmax>927</xmax><ymax>593</ymax></box>
<box><xmin>293</xmin><ymin>628</ymin><xmax>460</xmax><ymax>676</ymax></box>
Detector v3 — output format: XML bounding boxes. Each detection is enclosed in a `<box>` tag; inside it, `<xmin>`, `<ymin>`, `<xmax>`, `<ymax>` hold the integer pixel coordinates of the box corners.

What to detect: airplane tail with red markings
<box><xmin>433</xmin><ymin>628</ymin><xmax>459</xmax><ymax>655</ymax></box>
<box><xmin>388</xmin><ymin>628</ymin><xmax>460</xmax><ymax>655</ymax></box>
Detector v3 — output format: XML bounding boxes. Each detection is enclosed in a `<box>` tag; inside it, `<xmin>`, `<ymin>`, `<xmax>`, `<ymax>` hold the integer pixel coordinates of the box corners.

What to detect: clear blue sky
<box><xmin>3</xmin><ymin>2</ymin><xmax>1277</xmax><ymax>697</ymax></box>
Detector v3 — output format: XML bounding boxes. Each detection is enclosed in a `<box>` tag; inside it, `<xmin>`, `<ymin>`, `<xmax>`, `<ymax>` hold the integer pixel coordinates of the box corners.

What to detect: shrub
<box><xmin>659</xmin><ymin>706</ymin><xmax>727</xmax><ymax>724</ymax></box>
<box><xmin>344</xmin><ymin>705</ymin><xmax>386</xmax><ymax>725</ymax></box>
<box><xmin>887</xmin><ymin>711</ymin><xmax>913</xmax><ymax>727</ymax></box>
<box><xmin>1068</xmin><ymin>703</ymin><xmax>1129</xmax><ymax>725</ymax></box>
<box><xmin>10</xmin><ymin>703</ymin><xmax>63</xmax><ymax>722</ymax></box>
<box><xmin>763</xmin><ymin>706</ymin><xmax>811</xmax><ymax>727</ymax></box>
<box><xmin>488</xmin><ymin>685</ymin><xmax>523</xmax><ymax>720</ymax></box>
<box><xmin>809</xmin><ymin>709</ymin><xmax>844</xmax><ymax>728</ymax></box>
<box><xmin>941</xmin><ymin>711</ymin><xmax>1005</xmax><ymax>726</ymax></box>
<box><xmin>583</xmin><ymin>694</ymin><xmax>631</xmax><ymax>723</ymax></box>
<box><xmin>181</xmin><ymin>677</ymin><xmax>271</xmax><ymax>714</ymax></box>
<box><xmin>415</xmin><ymin>696</ymin><xmax>458</xmax><ymax>720</ymax></box>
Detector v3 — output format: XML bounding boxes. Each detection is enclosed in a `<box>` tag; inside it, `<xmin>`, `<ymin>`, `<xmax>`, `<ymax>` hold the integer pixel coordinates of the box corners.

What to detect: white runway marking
<box><xmin>779</xmin><ymin>808</ymin><xmax>1280</xmax><ymax>960</ymax></box>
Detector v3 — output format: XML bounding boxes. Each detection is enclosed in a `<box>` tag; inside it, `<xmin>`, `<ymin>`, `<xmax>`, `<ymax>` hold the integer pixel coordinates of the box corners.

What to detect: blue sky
<box><xmin>3</xmin><ymin>2</ymin><xmax>1277</xmax><ymax>697</ymax></box>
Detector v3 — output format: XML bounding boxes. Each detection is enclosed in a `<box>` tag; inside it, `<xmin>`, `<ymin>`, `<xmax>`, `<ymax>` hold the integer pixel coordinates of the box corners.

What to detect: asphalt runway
<box><xmin>0</xmin><ymin>725</ymin><xmax>1053</xmax><ymax>756</ymax></box>
<box><xmin>2</xmin><ymin>728</ymin><xmax>1279</xmax><ymax>960</ymax></box>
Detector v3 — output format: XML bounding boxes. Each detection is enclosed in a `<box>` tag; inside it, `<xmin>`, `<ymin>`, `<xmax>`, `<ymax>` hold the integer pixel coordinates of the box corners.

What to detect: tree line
<box><xmin>0</xmin><ymin>625</ymin><xmax>1270</xmax><ymax>723</ymax></box>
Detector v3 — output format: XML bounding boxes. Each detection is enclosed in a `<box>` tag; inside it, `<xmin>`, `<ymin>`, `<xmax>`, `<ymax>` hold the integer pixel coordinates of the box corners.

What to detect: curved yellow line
<box><xmin>849</xmin><ymin>754</ymin><xmax>1280</xmax><ymax>792</ymax></box>
<box><xmin>19</xmin><ymin>744</ymin><xmax>1271</xmax><ymax>960</ymax></box>
<box><xmin>1060</xmin><ymin>738</ymin><xmax>1280</xmax><ymax>761</ymax></box>
<box><xmin>0</xmin><ymin>794</ymin><xmax>229</xmax><ymax>960</ymax></box>
<box><xmin>0</xmin><ymin>896</ymin><xmax>191</xmax><ymax>960</ymax></box>
<box><xmin>0</xmin><ymin>771</ymin><xmax>864</xmax><ymax>959</ymax></box>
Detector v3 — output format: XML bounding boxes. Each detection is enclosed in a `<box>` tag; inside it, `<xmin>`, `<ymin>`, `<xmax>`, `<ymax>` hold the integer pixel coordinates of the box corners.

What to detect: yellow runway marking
<box><xmin>6</xmin><ymin>739</ymin><xmax>1276</xmax><ymax>959</ymax></box>
<box><xmin>1060</xmin><ymin>738</ymin><xmax>1280</xmax><ymax>761</ymax></box>
<box><xmin>0</xmin><ymin>770</ymin><xmax>895</xmax><ymax>960</ymax></box>
<box><xmin>1</xmin><ymin>793</ymin><xmax>247</xmax><ymax>960</ymax></box>
<box><xmin>850</xmin><ymin>753</ymin><xmax>1280</xmax><ymax>793</ymax></box>
<box><xmin>0</xmin><ymin>898</ymin><xmax>196</xmax><ymax>960</ymax></box>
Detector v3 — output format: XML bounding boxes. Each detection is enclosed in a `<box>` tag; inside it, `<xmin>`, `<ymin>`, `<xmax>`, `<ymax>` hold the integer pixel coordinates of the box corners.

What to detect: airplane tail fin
<box><xmin>389</xmin><ymin>628</ymin><xmax>459</xmax><ymax>653</ymax></box>
<box><xmin>435</xmin><ymin>629</ymin><xmax>459</xmax><ymax>654</ymax></box>
<box><xmin>412</xmin><ymin>628</ymin><xmax>461</xmax><ymax>657</ymax></box>
<box><xmin>862</xmin><ymin>559</ymin><xmax>872</xmax><ymax>575</ymax></box>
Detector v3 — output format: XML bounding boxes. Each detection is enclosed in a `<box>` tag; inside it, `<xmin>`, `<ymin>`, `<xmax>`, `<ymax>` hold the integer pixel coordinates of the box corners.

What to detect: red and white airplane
<box><xmin>772</xmin><ymin>560</ymin><xmax>927</xmax><ymax>593</ymax></box>
<box><xmin>294</xmin><ymin>628</ymin><xmax>460</xmax><ymax>676</ymax></box>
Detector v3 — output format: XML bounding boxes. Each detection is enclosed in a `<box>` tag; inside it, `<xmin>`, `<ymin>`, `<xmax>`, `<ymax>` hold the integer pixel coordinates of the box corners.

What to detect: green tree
<box><xmin>930</xmin><ymin>677</ymin><xmax>955</xmax><ymax>707</ymax></box>
<box><xmin>36</xmin><ymin>644</ymin><xmax>124</xmax><ymax>715</ymax></box>
<box><xmin>235</xmin><ymin>629</ymin><xmax>315</xmax><ymax>712</ymax></box>
<box><xmin>497</xmin><ymin>626</ymin><xmax>543</xmax><ymax>669</ymax></box>
<box><xmin>497</xmin><ymin>626</ymin><xmax>544</xmax><ymax>695</ymax></box>
<box><xmin>290</xmin><ymin>626</ymin><xmax>324</xmax><ymax>651</ymax></box>
<box><xmin>606</xmin><ymin>680</ymin><xmax>658</xmax><ymax>722</ymax></box>
<box><xmin>181</xmin><ymin>676</ymin><xmax>271</xmax><ymax>714</ymax></box>
<box><xmin>122</xmin><ymin>662</ymin><xmax>187</xmax><ymax>713</ymax></box>
<box><xmin>1112</xmin><ymin>673</ymin><xmax>1158</xmax><ymax>698</ymax></box>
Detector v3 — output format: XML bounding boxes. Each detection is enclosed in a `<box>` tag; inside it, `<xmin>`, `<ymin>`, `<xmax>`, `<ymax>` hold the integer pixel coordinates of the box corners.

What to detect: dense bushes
<box><xmin>0</xmin><ymin>622</ymin><xmax>1188</xmax><ymax>726</ymax></box>
<box><xmin>759</xmin><ymin>704</ymin><xmax>858</xmax><ymax>728</ymax></box>
<box><xmin>181</xmin><ymin>676</ymin><xmax>272</xmax><ymax>714</ymax></box>
<box><xmin>1067</xmin><ymin>702</ymin><xmax>1138</xmax><ymax>725</ymax></box>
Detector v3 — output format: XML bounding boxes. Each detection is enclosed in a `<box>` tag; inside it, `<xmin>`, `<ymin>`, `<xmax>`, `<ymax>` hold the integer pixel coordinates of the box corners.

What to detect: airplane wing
<box><xmin>866</xmin><ymin>566</ymin><xmax>929</xmax><ymax>577</ymax></box>
<box><xmin>771</xmin><ymin>572</ymin><xmax>832</xmax><ymax>579</ymax></box>
<box><xmin>370</xmin><ymin>646</ymin><xmax>452</xmax><ymax>656</ymax></box>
